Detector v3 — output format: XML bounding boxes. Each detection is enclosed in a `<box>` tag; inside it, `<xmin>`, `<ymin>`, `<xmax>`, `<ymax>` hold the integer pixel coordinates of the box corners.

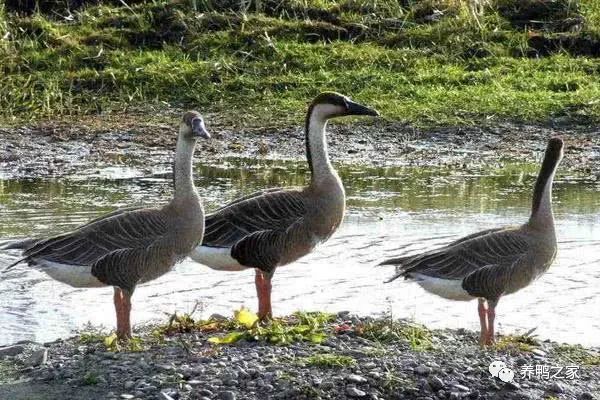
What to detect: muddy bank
<box><xmin>0</xmin><ymin>313</ymin><xmax>598</xmax><ymax>400</ymax></box>
<box><xmin>1</xmin><ymin>119</ymin><xmax>599</xmax><ymax>180</ymax></box>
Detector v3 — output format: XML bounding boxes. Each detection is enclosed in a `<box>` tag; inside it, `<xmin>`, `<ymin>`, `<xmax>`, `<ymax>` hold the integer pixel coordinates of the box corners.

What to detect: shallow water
<box><xmin>1</xmin><ymin>158</ymin><xmax>599</xmax><ymax>346</ymax></box>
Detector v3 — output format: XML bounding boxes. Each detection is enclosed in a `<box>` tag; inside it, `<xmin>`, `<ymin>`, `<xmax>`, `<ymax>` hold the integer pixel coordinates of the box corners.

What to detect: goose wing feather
<box><xmin>21</xmin><ymin>208</ymin><xmax>170</xmax><ymax>268</ymax></box>
<box><xmin>202</xmin><ymin>189</ymin><xmax>308</xmax><ymax>250</ymax></box>
<box><xmin>387</xmin><ymin>228</ymin><xmax>530</xmax><ymax>284</ymax></box>
<box><xmin>230</xmin><ymin>219</ymin><xmax>310</xmax><ymax>269</ymax></box>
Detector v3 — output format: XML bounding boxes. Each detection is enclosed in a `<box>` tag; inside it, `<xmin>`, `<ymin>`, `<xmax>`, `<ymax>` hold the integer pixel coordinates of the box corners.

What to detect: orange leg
<box><xmin>485</xmin><ymin>299</ymin><xmax>498</xmax><ymax>345</ymax></box>
<box><xmin>478</xmin><ymin>298</ymin><xmax>488</xmax><ymax>346</ymax></box>
<box><xmin>113</xmin><ymin>287</ymin><xmax>132</xmax><ymax>340</ymax></box>
<box><xmin>255</xmin><ymin>269</ymin><xmax>273</xmax><ymax>321</ymax></box>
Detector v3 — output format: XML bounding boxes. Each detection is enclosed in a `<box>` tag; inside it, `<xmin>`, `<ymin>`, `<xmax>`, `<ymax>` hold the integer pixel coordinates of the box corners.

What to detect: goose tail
<box><xmin>379</xmin><ymin>256</ymin><xmax>411</xmax><ymax>283</ymax></box>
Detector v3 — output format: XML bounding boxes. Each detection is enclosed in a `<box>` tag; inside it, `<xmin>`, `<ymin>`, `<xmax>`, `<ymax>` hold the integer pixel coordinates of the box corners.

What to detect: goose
<box><xmin>381</xmin><ymin>138</ymin><xmax>563</xmax><ymax>345</ymax></box>
<box><xmin>2</xmin><ymin>111</ymin><xmax>210</xmax><ymax>339</ymax></box>
<box><xmin>189</xmin><ymin>92</ymin><xmax>379</xmax><ymax>320</ymax></box>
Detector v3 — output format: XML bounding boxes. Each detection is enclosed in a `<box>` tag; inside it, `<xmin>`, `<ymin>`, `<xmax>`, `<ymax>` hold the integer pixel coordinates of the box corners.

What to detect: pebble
<box><xmin>346</xmin><ymin>374</ymin><xmax>368</xmax><ymax>384</ymax></box>
<box><xmin>549</xmin><ymin>382</ymin><xmax>564</xmax><ymax>393</ymax></box>
<box><xmin>415</xmin><ymin>366</ymin><xmax>432</xmax><ymax>376</ymax></box>
<box><xmin>428</xmin><ymin>376</ymin><xmax>445</xmax><ymax>391</ymax></box>
<box><xmin>453</xmin><ymin>384</ymin><xmax>470</xmax><ymax>392</ymax></box>
<box><xmin>0</xmin><ymin>345</ymin><xmax>25</xmax><ymax>358</ymax></box>
<box><xmin>346</xmin><ymin>385</ymin><xmax>367</xmax><ymax>397</ymax></box>
<box><xmin>218</xmin><ymin>390</ymin><xmax>236</xmax><ymax>400</ymax></box>
<box><xmin>25</xmin><ymin>348</ymin><xmax>48</xmax><ymax>367</ymax></box>
<box><xmin>123</xmin><ymin>381</ymin><xmax>135</xmax><ymax>390</ymax></box>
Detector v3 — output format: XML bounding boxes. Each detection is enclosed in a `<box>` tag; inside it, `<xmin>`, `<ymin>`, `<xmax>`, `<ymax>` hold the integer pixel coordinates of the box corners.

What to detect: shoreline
<box><xmin>1</xmin><ymin>119</ymin><xmax>599</xmax><ymax>180</ymax></box>
<box><xmin>0</xmin><ymin>312</ymin><xmax>598</xmax><ymax>400</ymax></box>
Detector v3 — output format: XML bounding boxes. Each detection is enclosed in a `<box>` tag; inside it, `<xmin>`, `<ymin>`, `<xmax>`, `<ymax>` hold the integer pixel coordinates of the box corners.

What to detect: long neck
<box><xmin>305</xmin><ymin>106</ymin><xmax>336</xmax><ymax>185</ymax></box>
<box><xmin>173</xmin><ymin>132</ymin><xmax>197</xmax><ymax>201</ymax></box>
<box><xmin>528</xmin><ymin>151</ymin><xmax>561</xmax><ymax>230</ymax></box>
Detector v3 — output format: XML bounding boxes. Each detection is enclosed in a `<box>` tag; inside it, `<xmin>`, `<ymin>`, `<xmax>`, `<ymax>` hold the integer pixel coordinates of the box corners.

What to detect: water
<box><xmin>1</xmin><ymin>158</ymin><xmax>599</xmax><ymax>346</ymax></box>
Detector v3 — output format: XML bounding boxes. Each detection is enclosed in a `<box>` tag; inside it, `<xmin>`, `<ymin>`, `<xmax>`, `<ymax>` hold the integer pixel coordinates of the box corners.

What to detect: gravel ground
<box><xmin>0</xmin><ymin>313</ymin><xmax>598</xmax><ymax>400</ymax></box>
<box><xmin>1</xmin><ymin>120</ymin><xmax>599</xmax><ymax>180</ymax></box>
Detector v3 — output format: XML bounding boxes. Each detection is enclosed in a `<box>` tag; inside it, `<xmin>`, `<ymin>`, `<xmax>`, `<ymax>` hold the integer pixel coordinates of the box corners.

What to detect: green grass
<box><xmin>355</xmin><ymin>319</ymin><xmax>433</xmax><ymax>351</ymax></box>
<box><xmin>494</xmin><ymin>330</ymin><xmax>540</xmax><ymax>354</ymax></box>
<box><xmin>302</xmin><ymin>353</ymin><xmax>357</xmax><ymax>368</ymax></box>
<box><xmin>1</xmin><ymin>0</ymin><xmax>600</xmax><ymax>126</ymax></box>
<box><xmin>552</xmin><ymin>343</ymin><xmax>600</xmax><ymax>365</ymax></box>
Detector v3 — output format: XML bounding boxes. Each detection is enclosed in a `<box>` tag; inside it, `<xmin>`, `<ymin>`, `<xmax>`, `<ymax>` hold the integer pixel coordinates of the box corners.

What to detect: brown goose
<box><xmin>3</xmin><ymin>111</ymin><xmax>210</xmax><ymax>339</ymax></box>
<box><xmin>381</xmin><ymin>138</ymin><xmax>563</xmax><ymax>345</ymax></box>
<box><xmin>190</xmin><ymin>92</ymin><xmax>379</xmax><ymax>320</ymax></box>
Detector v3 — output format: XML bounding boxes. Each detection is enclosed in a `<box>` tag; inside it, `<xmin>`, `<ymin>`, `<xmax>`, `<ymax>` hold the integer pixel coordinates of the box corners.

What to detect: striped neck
<box><xmin>305</xmin><ymin>104</ymin><xmax>335</xmax><ymax>184</ymax></box>
<box><xmin>529</xmin><ymin>143</ymin><xmax>562</xmax><ymax>229</ymax></box>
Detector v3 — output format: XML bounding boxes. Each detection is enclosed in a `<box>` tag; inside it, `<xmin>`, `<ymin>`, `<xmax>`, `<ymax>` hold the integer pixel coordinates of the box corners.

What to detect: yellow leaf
<box><xmin>103</xmin><ymin>333</ymin><xmax>118</xmax><ymax>348</ymax></box>
<box><xmin>234</xmin><ymin>307</ymin><xmax>259</xmax><ymax>329</ymax></box>
<box><xmin>208</xmin><ymin>331</ymin><xmax>246</xmax><ymax>344</ymax></box>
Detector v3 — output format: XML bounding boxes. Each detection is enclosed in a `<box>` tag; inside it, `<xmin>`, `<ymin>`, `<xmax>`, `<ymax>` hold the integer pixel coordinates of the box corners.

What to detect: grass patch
<box><xmin>494</xmin><ymin>330</ymin><xmax>539</xmax><ymax>354</ymax></box>
<box><xmin>552</xmin><ymin>344</ymin><xmax>600</xmax><ymax>365</ymax></box>
<box><xmin>355</xmin><ymin>319</ymin><xmax>433</xmax><ymax>351</ymax></box>
<box><xmin>79</xmin><ymin>327</ymin><xmax>145</xmax><ymax>352</ymax></box>
<box><xmin>156</xmin><ymin>308</ymin><xmax>335</xmax><ymax>345</ymax></box>
<box><xmin>1</xmin><ymin>0</ymin><xmax>600</xmax><ymax>126</ymax></box>
<box><xmin>302</xmin><ymin>353</ymin><xmax>357</xmax><ymax>368</ymax></box>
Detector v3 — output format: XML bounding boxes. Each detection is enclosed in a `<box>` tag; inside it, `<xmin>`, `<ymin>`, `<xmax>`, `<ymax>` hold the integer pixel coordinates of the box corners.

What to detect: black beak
<box><xmin>346</xmin><ymin>100</ymin><xmax>379</xmax><ymax>117</ymax></box>
<box><xmin>191</xmin><ymin>118</ymin><xmax>210</xmax><ymax>139</ymax></box>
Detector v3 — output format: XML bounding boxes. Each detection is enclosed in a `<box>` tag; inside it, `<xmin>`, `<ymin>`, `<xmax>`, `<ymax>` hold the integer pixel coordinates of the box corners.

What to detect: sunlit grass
<box><xmin>1</xmin><ymin>0</ymin><xmax>599</xmax><ymax>126</ymax></box>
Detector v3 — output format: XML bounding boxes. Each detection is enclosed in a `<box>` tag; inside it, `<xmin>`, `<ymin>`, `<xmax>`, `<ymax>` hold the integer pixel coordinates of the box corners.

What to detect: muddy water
<box><xmin>1</xmin><ymin>158</ymin><xmax>599</xmax><ymax>346</ymax></box>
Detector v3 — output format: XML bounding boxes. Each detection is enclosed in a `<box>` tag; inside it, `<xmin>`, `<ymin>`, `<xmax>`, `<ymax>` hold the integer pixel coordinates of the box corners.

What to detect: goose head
<box><xmin>545</xmin><ymin>137</ymin><xmax>564</xmax><ymax>162</ymax></box>
<box><xmin>308</xmin><ymin>92</ymin><xmax>379</xmax><ymax>121</ymax></box>
<box><xmin>181</xmin><ymin>111</ymin><xmax>211</xmax><ymax>140</ymax></box>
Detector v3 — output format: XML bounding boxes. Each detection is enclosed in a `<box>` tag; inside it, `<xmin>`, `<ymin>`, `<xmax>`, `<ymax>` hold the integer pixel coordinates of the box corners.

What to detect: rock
<box><xmin>0</xmin><ymin>345</ymin><xmax>25</xmax><ymax>358</ymax></box>
<box><xmin>346</xmin><ymin>374</ymin><xmax>368</xmax><ymax>384</ymax></box>
<box><xmin>25</xmin><ymin>348</ymin><xmax>48</xmax><ymax>367</ymax></box>
<box><xmin>531</xmin><ymin>348</ymin><xmax>546</xmax><ymax>358</ymax></box>
<box><xmin>549</xmin><ymin>382</ymin><xmax>564</xmax><ymax>393</ymax></box>
<box><xmin>362</xmin><ymin>362</ymin><xmax>377</xmax><ymax>369</ymax></box>
<box><xmin>428</xmin><ymin>376</ymin><xmax>445</xmax><ymax>391</ymax></box>
<box><xmin>123</xmin><ymin>381</ymin><xmax>135</xmax><ymax>390</ymax></box>
<box><xmin>453</xmin><ymin>384</ymin><xmax>470</xmax><ymax>392</ymax></box>
<box><xmin>580</xmin><ymin>392</ymin><xmax>594</xmax><ymax>400</ymax></box>
<box><xmin>119</xmin><ymin>395</ymin><xmax>134</xmax><ymax>400</ymax></box>
<box><xmin>346</xmin><ymin>385</ymin><xmax>367</xmax><ymax>397</ymax></box>
<box><xmin>415</xmin><ymin>366</ymin><xmax>432</xmax><ymax>376</ymax></box>
<box><xmin>218</xmin><ymin>391</ymin><xmax>236</xmax><ymax>400</ymax></box>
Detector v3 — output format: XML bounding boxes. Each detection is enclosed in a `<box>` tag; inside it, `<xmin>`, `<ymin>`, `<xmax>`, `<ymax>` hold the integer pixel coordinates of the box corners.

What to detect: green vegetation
<box><xmin>154</xmin><ymin>308</ymin><xmax>335</xmax><ymax>345</ymax></box>
<box><xmin>552</xmin><ymin>343</ymin><xmax>600</xmax><ymax>365</ymax></box>
<box><xmin>355</xmin><ymin>319</ymin><xmax>433</xmax><ymax>351</ymax></box>
<box><xmin>1</xmin><ymin>0</ymin><xmax>600</xmax><ymax>126</ymax></box>
<box><xmin>494</xmin><ymin>329</ymin><xmax>539</xmax><ymax>354</ymax></box>
<box><xmin>302</xmin><ymin>353</ymin><xmax>357</xmax><ymax>368</ymax></box>
<box><xmin>79</xmin><ymin>328</ymin><xmax>145</xmax><ymax>352</ymax></box>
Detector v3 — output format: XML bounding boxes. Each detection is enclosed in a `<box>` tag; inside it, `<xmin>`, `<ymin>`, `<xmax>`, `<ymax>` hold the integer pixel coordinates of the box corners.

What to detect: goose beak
<box><xmin>191</xmin><ymin>118</ymin><xmax>211</xmax><ymax>139</ymax></box>
<box><xmin>346</xmin><ymin>100</ymin><xmax>379</xmax><ymax>117</ymax></box>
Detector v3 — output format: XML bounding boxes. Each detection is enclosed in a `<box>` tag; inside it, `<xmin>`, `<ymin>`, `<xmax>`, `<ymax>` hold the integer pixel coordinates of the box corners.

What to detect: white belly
<box><xmin>189</xmin><ymin>246</ymin><xmax>248</xmax><ymax>271</ymax></box>
<box><xmin>35</xmin><ymin>259</ymin><xmax>106</xmax><ymax>288</ymax></box>
<box><xmin>411</xmin><ymin>273</ymin><xmax>474</xmax><ymax>301</ymax></box>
